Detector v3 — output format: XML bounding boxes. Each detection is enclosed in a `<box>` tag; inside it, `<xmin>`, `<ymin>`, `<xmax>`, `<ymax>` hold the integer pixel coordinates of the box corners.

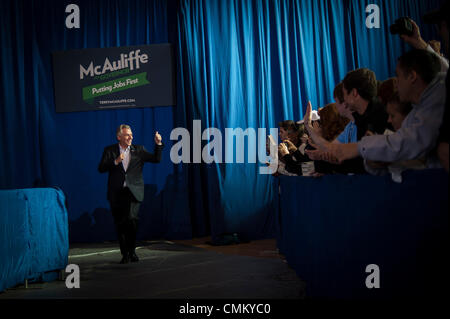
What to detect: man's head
<box><xmin>342</xmin><ymin>68</ymin><xmax>378</xmax><ymax>115</ymax></box>
<box><xmin>117</xmin><ymin>124</ymin><xmax>133</xmax><ymax>147</ymax></box>
<box><xmin>395</xmin><ymin>49</ymin><xmax>441</xmax><ymax>103</ymax></box>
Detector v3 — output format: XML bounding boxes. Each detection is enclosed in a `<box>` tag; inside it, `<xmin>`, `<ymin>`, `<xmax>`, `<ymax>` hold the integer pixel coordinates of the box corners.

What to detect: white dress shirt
<box><xmin>116</xmin><ymin>144</ymin><xmax>131</xmax><ymax>186</ymax></box>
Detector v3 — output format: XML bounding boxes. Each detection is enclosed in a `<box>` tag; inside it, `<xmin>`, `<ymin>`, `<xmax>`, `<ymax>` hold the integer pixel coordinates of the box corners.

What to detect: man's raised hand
<box><xmin>154</xmin><ymin>131</ymin><xmax>162</xmax><ymax>145</ymax></box>
<box><xmin>302</xmin><ymin>101</ymin><xmax>313</xmax><ymax>129</ymax></box>
<box><xmin>400</xmin><ymin>18</ymin><xmax>427</xmax><ymax>50</ymax></box>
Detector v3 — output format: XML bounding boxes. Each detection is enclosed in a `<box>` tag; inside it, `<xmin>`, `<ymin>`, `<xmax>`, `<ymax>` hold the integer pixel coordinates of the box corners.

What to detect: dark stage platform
<box><xmin>0</xmin><ymin>239</ymin><xmax>305</xmax><ymax>299</ymax></box>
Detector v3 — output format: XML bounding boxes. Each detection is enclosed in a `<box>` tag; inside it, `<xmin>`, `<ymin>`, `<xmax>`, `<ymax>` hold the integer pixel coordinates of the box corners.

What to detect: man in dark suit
<box><xmin>98</xmin><ymin>124</ymin><xmax>163</xmax><ymax>264</ymax></box>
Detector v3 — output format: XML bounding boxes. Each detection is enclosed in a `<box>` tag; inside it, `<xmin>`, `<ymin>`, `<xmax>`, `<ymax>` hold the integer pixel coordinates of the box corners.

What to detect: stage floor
<box><xmin>0</xmin><ymin>238</ymin><xmax>305</xmax><ymax>299</ymax></box>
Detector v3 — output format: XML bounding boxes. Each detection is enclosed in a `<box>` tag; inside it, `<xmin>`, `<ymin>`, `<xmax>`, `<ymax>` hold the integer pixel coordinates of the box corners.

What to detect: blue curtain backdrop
<box><xmin>0</xmin><ymin>0</ymin><xmax>442</xmax><ymax>242</ymax></box>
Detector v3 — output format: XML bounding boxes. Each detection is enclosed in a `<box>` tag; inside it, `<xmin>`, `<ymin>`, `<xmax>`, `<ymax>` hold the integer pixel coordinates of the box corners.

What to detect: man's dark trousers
<box><xmin>110</xmin><ymin>187</ymin><xmax>140</xmax><ymax>257</ymax></box>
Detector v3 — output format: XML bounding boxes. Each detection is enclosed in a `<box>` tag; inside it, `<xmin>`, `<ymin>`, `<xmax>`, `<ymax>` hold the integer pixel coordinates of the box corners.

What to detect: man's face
<box><xmin>395</xmin><ymin>64</ymin><xmax>412</xmax><ymax>103</ymax></box>
<box><xmin>117</xmin><ymin>128</ymin><xmax>133</xmax><ymax>147</ymax></box>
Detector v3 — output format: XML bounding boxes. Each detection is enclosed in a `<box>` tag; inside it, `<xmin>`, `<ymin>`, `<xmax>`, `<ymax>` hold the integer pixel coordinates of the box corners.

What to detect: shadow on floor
<box><xmin>0</xmin><ymin>239</ymin><xmax>305</xmax><ymax>299</ymax></box>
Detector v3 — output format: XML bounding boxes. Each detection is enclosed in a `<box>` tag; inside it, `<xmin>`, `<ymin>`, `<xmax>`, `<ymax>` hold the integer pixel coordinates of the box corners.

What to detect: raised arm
<box><xmin>303</xmin><ymin>101</ymin><xmax>330</xmax><ymax>150</ymax></box>
<box><xmin>141</xmin><ymin>144</ymin><xmax>164</xmax><ymax>163</ymax></box>
<box><xmin>141</xmin><ymin>131</ymin><xmax>164</xmax><ymax>163</ymax></box>
<box><xmin>400</xmin><ymin>19</ymin><xmax>448</xmax><ymax>72</ymax></box>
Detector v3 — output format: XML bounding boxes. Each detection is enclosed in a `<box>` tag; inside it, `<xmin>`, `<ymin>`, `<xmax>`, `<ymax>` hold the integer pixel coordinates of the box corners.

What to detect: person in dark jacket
<box><xmin>98</xmin><ymin>124</ymin><xmax>163</xmax><ymax>264</ymax></box>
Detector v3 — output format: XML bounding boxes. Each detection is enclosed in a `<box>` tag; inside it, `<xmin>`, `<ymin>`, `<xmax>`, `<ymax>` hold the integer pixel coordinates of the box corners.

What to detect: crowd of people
<box><xmin>271</xmin><ymin>4</ymin><xmax>449</xmax><ymax>181</ymax></box>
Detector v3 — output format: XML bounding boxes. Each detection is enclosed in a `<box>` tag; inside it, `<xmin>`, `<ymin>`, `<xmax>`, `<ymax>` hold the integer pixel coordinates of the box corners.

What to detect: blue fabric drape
<box><xmin>0</xmin><ymin>188</ymin><xmax>69</xmax><ymax>292</ymax></box>
<box><xmin>0</xmin><ymin>0</ymin><xmax>192</xmax><ymax>241</ymax></box>
<box><xmin>175</xmin><ymin>0</ymin><xmax>441</xmax><ymax>238</ymax></box>
<box><xmin>278</xmin><ymin>169</ymin><xmax>449</xmax><ymax>299</ymax></box>
<box><xmin>0</xmin><ymin>0</ymin><xmax>442</xmax><ymax>242</ymax></box>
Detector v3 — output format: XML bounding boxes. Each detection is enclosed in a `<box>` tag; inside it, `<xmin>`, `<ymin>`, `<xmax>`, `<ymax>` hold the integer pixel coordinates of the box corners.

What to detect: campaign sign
<box><xmin>52</xmin><ymin>44</ymin><xmax>175</xmax><ymax>112</ymax></box>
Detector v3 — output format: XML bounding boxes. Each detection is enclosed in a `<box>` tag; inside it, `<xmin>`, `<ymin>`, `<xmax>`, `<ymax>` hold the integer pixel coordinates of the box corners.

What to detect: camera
<box><xmin>390</xmin><ymin>17</ymin><xmax>414</xmax><ymax>36</ymax></box>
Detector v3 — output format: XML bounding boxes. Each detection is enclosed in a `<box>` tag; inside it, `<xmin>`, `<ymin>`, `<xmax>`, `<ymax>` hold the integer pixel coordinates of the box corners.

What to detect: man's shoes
<box><xmin>130</xmin><ymin>252</ymin><xmax>139</xmax><ymax>263</ymax></box>
<box><xmin>119</xmin><ymin>254</ymin><xmax>130</xmax><ymax>264</ymax></box>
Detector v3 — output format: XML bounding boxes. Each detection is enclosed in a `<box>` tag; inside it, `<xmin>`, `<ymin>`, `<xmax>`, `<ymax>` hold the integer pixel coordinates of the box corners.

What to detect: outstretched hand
<box><xmin>302</xmin><ymin>101</ymin><xmax>313</xmax><ymax>130</ymax></box>
<box><xmin>154</xmin><ymin>131</ymin><xmax>162</xmax><ymax>145</ymax></box>
<box><xmin>305</xmin><ymin>142</ymin><xmax>360</xmax><ymax>164</ymax></box>
<box><xmin>328</xmin><ymin>143</ymin><xmax>360</xmax><ymax>163</ymax></box>
<box><xmin>305</xmin><ymin>148</ymin><xmax>339</xmax><ymax>163</ymax></box>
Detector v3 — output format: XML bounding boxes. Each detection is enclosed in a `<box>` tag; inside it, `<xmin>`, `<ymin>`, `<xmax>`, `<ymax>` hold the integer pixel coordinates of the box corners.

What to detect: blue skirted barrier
<box><xmin>0</xmin><ymin>188</ymin><xmax>69</xmax><ymax>292</ymax></box>
<box><xmin>277</xmin><ymin>169</ymin><xmax>449</xmax><ymax>299</ymax></box>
